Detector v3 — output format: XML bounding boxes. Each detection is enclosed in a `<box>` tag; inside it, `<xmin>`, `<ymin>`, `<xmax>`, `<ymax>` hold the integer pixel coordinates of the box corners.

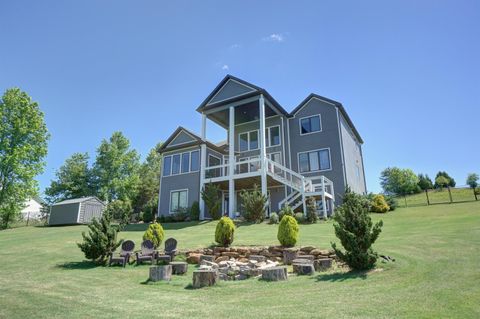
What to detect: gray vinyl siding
<box><xmin>289</xmin><ymin>98</ymin><xmax>347</xmax><ymax>204</ymax></box>
<box><xmin>208</xmin><ymin>80</ymin><xmax>255</xmax><ymax>104</ymax></box>
<box><xmin>79</xmin><ymin>198</ymin><xmax>105</xmax><ymax>223</ymax></box>
<box><xmin>48</xmin><ymin>203</ymin><xmax>80</xmax><ymax>225</ymax></box>
<box><xmin>339</xmin><ymin>114</ymin><xmax>367</xmax><ymax>195</ymax></box>
<box><xmin>169</xmin><ymin>131</ymin><xmax>196</xmax><ymax>146</ymax></box>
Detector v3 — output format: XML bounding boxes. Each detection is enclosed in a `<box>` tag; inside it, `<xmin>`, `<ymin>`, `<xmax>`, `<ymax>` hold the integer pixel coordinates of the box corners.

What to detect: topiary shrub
<box><xmin>143</xmin><ymin>222</ymin><xmax>165</xmax><ymax>249</ymax></box>
<box><xmin>269</xmin><ymin>212</ymin><xmax>279</xmax><ymax>224</ymax></box>
<box><xmin>215</xmin><ymin>216</ymin><xmax>235</xmax><ymax>247</ymax></box>
<box><xmin>277</xmin><ymin>215</ymin><xmax>299</xmax><ymax>247</ymax></box>
<box><xmin>305</xmin><ymin>197</ymin><xmax>318</xmax><ymax>223</ymax></box>
<box><xmin>77</xmin><ymin>215</ymin><xmax>122</xmax><ymax>265</ymax></box>
<box><xmin>190</xmin><ymin>201</ymin><xmax>200</xmax><ymax>221</ymax></box>
<box><xmin>371</xmin><ymin>194</ymin><xmax>390</xmax><ymax>213</ymax></box>
<box><xmin>240</xmin><ymin>184</ymin><xmax>268</xmax><ymax>223</ymax></box>
<box><xmin>331</xmin><ymin>187</ymin><xmax>383</xmax><ymax>270</ymax></box>
<box><xmin>278</xmin><ymin>204</ymin><xmax>294</xmax><ymax>221</ymax></box>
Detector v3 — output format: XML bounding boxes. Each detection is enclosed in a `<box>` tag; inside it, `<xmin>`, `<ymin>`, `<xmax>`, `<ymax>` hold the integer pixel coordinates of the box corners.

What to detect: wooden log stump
<box><xmin>149</xmin><ymin>265</ymin><xmax>172</xmax><ymax>282</ymax></box>
<box><xmin>249</xmin><ymin>255</ymin><xmax>266</xmax><ymax>262</ymax></box>
<box><xmin>297</xmin><ymin>254</ymin><xmax>315</xmax><ymax>261</ymax></box>
<box><xmin>192</xmin><ymin>269</ymin><xmax>217</xmax><ymax>288</ymax></box>
<box><xmin>293</xmin><ymin>263</ymin><xmax>315</xmax><ymax>275</ymax></box>
<box><xmin>292</xmin><ymin>258</ymin><xmax>314</xmax><ymax>265</ymax></box>
<box><xmin>170</xmin><ymin>261</ymin><xmax>188</xmax><ymax>275</ymax></box>
<box><xmin>283</xmin><ymin>249</ymin><xmax>298</xmax><ymax>265</ymax></box>
<box><xmin>156</xmin><ymin>254</ymin><xmax>171</xmax><ymax>265</ymax></box>
<box><xmin>199</xmin><ymin>255</ymin><xmax>215</xmax><ymax>263</ymax></box>
<box><xmin>261</xmin><ymin>266</ymin><xmax>288</xmax><ymax>281</ymax></box>
<box><xmin>314</xmin><ymin>258</ymin><xmax>333</xmax><ymax>271</ymax></box>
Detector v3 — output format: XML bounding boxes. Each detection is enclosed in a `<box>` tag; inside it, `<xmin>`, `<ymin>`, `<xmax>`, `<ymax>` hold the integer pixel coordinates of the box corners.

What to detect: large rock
<box><xmin>261</xmin><ymin>266</ymin><xmax>288</xmax><ymax>281</ymax></box>
<box><xmin>222</xmin><ymin>251</ymin><xmax>239</xmax><ymax>258</ymax></box>
<box><xmin>300</xmin><ymin>246</ymin><xmax>316</xmax><ymax>253</ymax></box>
<box><xmin>215</xmin><ymin>255</ymin><xmax>229</xmax><ymax>263</ymax></box>
<box><xmin>193</xmin><ymin>269</ymin><xmax>218</xmax><ymax>288</ymax></box>
<box><xmin>186</xmin><ymin>253</ymin><xmax>201</xmax><ymax>264</ymax></box>
<box><xmin>200</xmin><ymin>260</ymin><xmax>219</xmax><ymax>269</ymax></box>
<box><xmin>249</xmin><ymin>255</ymin><xmax>266</xmax><ymax>262</ymax></box>
<box><xmin>199</xmin><ymin>255</ymin><xmax>215</xmax><ymax>263</ymax></box>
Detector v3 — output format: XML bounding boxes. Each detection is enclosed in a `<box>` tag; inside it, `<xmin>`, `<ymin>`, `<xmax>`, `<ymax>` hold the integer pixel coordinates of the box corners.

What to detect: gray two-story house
<box><xmin>157</xmin><ymin>75</ymin><xmax>366</xmax><ymax>220</ymax></box>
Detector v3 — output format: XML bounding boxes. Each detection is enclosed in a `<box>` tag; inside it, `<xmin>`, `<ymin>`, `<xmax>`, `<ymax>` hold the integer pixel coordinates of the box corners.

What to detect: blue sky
<box><xmin>1</xmin><ymin>0</ymin><xmax>479</xmax><ymax>194</ymax></box>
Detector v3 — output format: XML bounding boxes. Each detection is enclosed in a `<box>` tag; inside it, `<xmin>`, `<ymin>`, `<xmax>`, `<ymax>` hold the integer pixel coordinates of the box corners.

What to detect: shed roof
<box><xmin>52</xmin><ymin>197</ymin><xmax>104</xmax><ymax>206</ymax></box>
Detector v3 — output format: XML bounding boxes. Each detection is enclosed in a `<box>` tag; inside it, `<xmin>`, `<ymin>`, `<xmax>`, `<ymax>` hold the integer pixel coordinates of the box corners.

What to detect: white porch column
<box><xmin>199</xmin><ymin>113</ymin><xmax>207</xmax><ymax>220</ymax></box>
<box><xmin>259</xmin><ymin>95</ymin><xmax>268</xmax><ymax>215</ymax></box>
<box><xmin>321</xmin><ymin>176</ymin><xmax>327</xmax><ymax>219</ymax></box>
<box><xmin>228</xmin><ymin>106</ymin><xmax>235</xmax><ymax>218</ymax></box>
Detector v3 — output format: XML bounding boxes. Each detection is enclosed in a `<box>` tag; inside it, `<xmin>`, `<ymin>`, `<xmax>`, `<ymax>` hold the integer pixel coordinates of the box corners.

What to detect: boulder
<box><xmin>300</xmin><ymin>246</ymin><xmax>316</xmax><ymax>253</ymax></box>
<box><xmin>200</xmin><ymin>260</ymin><xmax>219</xmax><ymax>269</ymax></box>
<box><xmin>186</xmin><ymin>253</ymin><xmax>201</xmax><ymax>264</ymax></box>
<box><xmin>249</xmin><ymin>255</ymin><xmax>266</xmax><ymax>262</ymax></box>
<box><xmin>215</xmin><ymin>255</ymin><xmax>229</xmax><ymax>263</ymax></box>
<box><xmin>222</xmin><ymin>251</ymin><xmax>239</xmax><ymax>258</ymax></box>
<box><xmin>199</xmin><ymin>255</ymin><xmax>215</xmax><ymax>263</ymax></box>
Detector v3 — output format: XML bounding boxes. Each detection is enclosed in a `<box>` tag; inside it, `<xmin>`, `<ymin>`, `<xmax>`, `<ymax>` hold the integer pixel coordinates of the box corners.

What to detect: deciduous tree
<box><xmin>380</xmin><ymin>167</ymin><xmax>419</xmax><ymax>206</ymax></box>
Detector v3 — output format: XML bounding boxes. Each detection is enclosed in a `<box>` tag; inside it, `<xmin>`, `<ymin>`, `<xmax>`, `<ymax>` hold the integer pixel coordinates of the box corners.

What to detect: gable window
<box><xmin>190</xmin><ymin>150</ymin><xmax>199</xmax><ymax>171</ymax></box>
<box><xmin>239</xmin><ymin>130</ymin><xmax>259</xmax><ymax>152</ymax></box>
<box><xmin>163</xmin><ymin>156</ymin><xmax>172</xmax><ymax>176</ymax></box>
<box><xmin>298</xmin><ymin>149</ymin><xmax>331</xmax><ymax>173</ymax></box>
<box><xmin>170</xmin><ymin>190</ymin><xmax>188</xmax><ymax>214</ymax></box>
<box><xmin>172</xmin><ymin>154</ymin><xmax>181</xmax><ymax>175</ymax></box>
<box><xmin>181</xmin><ymin>152</ymin><xmax>190</xmax><ymax>173</ymax></box>
<box><xmin>265</xmin><ymin>126</ymin><xmax>281</xmax><ymax>147</ymax></box>
<box><xmin>300</xmin><ymin>115</ymin><xmax>322</xmax><ymax>135</ymax></box>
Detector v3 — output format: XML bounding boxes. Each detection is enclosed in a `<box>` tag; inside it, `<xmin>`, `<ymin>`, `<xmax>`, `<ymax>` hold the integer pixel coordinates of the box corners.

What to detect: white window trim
<box><xmin>265</xmin><ymin>125</ymin><xmax>281</xmax><ymax>148</ymax></box>
<box><xmin>169</xmin><ymin>189</ymin><xmax>189</xmax><ymax>215</ymax></box>
<box><xmin>162</xmin><ymin>150</ymin><xmax>200</xmax><ymax>178</ymax></box>
<box><xmin>297</xmin><ymin>147</ymin><xmax>332</xmax><ymax>173</ymax></box>
<box><xmin>238</xmin><ymin>129</ymin><xmax>260</xmax><ymax>152</ymax></box>
<box><xmin>299</xmin><ymin>114</ymin><xmax>322</xmax><ymax>136</ymax></box>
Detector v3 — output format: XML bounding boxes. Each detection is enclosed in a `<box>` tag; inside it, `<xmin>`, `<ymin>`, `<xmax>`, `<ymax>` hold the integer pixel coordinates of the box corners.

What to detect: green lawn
<box><xmin>396</xmin><ymin>187</ymin><xmax>477</xmax><ymax>207</ymax></box>
<box><xmin>0</xmin><ymin>202</ymin><xmax>479</xmax><ymax>318</ymax></box>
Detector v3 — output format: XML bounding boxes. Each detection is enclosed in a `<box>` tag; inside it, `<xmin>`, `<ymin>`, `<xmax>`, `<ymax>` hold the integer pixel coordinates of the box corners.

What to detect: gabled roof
<box><xmin>52</xmin><ymin>196</ymin><xmax>104</xmax><ymax>206</ymax></box>
<box><xmin>290</xmin><ymin>93</ymin><xmax>364</xmax><ymax>144</ymax></box>
<box><xmin>158</xmin><ymin>126</ymin><xmax>228</xmax><ymax>154</ymax></box>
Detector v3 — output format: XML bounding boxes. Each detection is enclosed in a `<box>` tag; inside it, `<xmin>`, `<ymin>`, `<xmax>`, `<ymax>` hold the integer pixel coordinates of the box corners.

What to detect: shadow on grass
<box><xmin>55</xmin><ymin>261</ymin><xmax>98</xmax><ymax>270</ymax></box>
<box><xmin>313</xmin><ymin>270</ymin><xmax>368</xmax><ymax>282</ymax></box>
<box><xmin>123</xmin><ymin>221</ymin><xmax>212</xmax><ymax>232</ymax></box>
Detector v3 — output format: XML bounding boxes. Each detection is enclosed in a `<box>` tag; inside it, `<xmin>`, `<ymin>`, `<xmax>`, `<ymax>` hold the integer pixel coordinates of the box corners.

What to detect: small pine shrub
<box><xmin>305</xmin><ymin>197</ymin><xmax>318</xmax><ymax>223</ymax></box>
<box><xmin>215</xmin><ymin>216</ymin><xmax>235</xmax><ymax>247</ymax></box>
<box><xmin>384</xmin><ymin>194</ymin><xmax>397</xmax><ymax>211</ymax></box>
<box><xmin>240</xmin><ymin>184</ymin><xmax>268</xmax><ymax>223</ymax></box>
<box><xmin>77</xmin><ymin>215</ymin><xmax>122</xmax><ymax>265</ymax></box>
<box><xmin>190</xmin><ymin>201</ymin><xmax>200</xmax><ymax>221</ymax></box>
<box><xmin>371</xmin><ymin>194</ymin><xmax>390</xmax><ymax>213</ymax></box>
<box><xmin>269</xmin><ymin>212</ymin><xmax>279</xmax><ymax>224</ymax></box>
<box><xmin>143</xmin><ymin>222</ymin><xmax>165</xmax><ymax>249</ymax></box>
<box><xmin>332</xmin><ymin>188</ymin><xmax>383</xmax><ymax>270</ymax></box>
<box><xmin>278</xmin><ymin>205</ymin><xmax>294</xmax><ymax>221</ymax></box>
<box><xmin>294</xmin><ymin>212</ymin><xmax>305</xmax><ymax>223</ymax></box>
<box><xmin>201</xmin><ymin>183</ymin><xmax>222</xmax><ymax>220</ymax></box>
<box><xmin>277</xmin><ymin>215</ymin><xmax>299</xmax><ymax>247</ymax></box>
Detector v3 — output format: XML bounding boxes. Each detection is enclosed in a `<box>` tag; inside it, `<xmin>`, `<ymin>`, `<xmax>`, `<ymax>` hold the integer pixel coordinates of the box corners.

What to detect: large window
<box><xmin>239</xmin><ymin>130</ymin><xmax>259</xmax><ymax>152</ymax></box>
<box><xmin>266</xmin><ymin>126</ymin><xmax>281</xmax><ymax>147</ymax></box>
<box><xmin>170</xmin><ymin>190</ymin><xmax>188</xmax><ymax>214</ymax></box>
<box><xmin>298</xmin><ymin>149</ymin><xmax>331</xmax><ymax>173</ymax></box>
<box><xmin>207</xmin><ymin>154</ymin><xmax>222</xmax><ymax>178</ymax></box>
<box><xmin>163</xmin><ymin>150</ymin><xmax>200</xmax><ymax>177</ymax></box>
<box><xmin>300</xmin><ymin>115</ymin><xmax>322</xmax><ymax>135</ymax></box>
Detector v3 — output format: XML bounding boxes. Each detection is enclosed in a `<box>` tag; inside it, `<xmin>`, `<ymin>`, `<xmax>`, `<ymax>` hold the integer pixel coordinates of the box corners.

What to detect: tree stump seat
<box><xmin>314</xmin><ymin>258</ymin><xmax>333</xmax><ymax>271</ymax></box>
<box><xmin>192</xmin><ymin>269</ymin><xmax>217</xmax><ymax>288</ymax></box>
<box><xmin>170</xmin><ymin>261</ymin><xmax>188</xmax><ymax>275</ymax></box>
<box><xmin>149</xmin><ymin>265</ymin><xmax>172</xmax><ymax>282</ymax></box>
<box><xmin>293</xmin><ymin>263</ymin><xmax>315</xmax><ymax>275</ymax></box>
<box><xmin>261</xmin><ymin>266</ymin><xmax>288</xmax><ymax>281</ymax></box>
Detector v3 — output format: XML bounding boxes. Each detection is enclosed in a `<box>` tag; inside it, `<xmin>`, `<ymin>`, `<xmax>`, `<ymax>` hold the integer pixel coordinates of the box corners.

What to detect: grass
<box><xmin>1</xmin><ymin>202</ymin><xmax>479</xmax><ymax>318</ymax></box>
<box><xmin>395</xmin><ymin>187</ymin><xmax>478</xmax><ymax>207</ymax></box>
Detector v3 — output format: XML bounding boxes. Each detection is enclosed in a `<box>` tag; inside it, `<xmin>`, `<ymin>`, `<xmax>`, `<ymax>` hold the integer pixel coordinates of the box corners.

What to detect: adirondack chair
<box><xmin>135</xmin><ymin>240</ymin><xmax>156</xmax><ymax>265</ymax></box>
<box><xmin>164</xmin><ymin>238</ymin><xmax>177</xmax><ymax>260</ymax></box>
<box><xmin>109</xmin><ymin>240</ymin><xmax>135</xmax><ymax>267</ymax></box>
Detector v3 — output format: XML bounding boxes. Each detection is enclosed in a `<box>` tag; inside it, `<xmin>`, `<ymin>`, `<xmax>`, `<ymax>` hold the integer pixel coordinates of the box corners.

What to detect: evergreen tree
<box><xmin>417</xmin><ymin>174</ymin><xmax>434</xmax><ymax>190</ymax></box>
<box><xmin>305</xmin><ymin>196</ymin><xmax>318</xmax><ymax>223</ymax></box>
<box><xmin>77</xmin><ymin>215</ymin><xmax>122</xmax><ymax>265</ymax></box>
<box><xmin>201</xmin><ymin>183</ymin><xmax>222</xmax><ymax>220</ymax></box>
<box><xmin>434</xmin><ymin>171</ymin><xmax>456</xmax><ymax>188</ymax></box>
<box><xmin>239</xmin><ymin>184</ymin><xmax>268</xmax><ymax>223</ymax></box>
<box><xmin>332</xmin><ymin>188</ymin><xmax>383</xmax><ymax>270</ymax></box>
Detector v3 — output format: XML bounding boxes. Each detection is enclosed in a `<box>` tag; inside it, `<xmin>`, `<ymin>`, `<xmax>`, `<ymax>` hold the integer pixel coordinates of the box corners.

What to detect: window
<box><xmin>172</xmin><ymin>154</ymin><xmax>181</xmax><ymax>175</ymax></box>
<box><xmin>208</xmin><ymin>155</ymin><xmax>221</xmax><ymax>178</ymax></box>
<box><xmin>181</xmin><ymin>152</ymin><xmax>190</xmax><ymax>173</ymax></box>
<box><xmin>265</xmin><ymin>126</ymin><xmax>281</xmax><ymax>147</ymax></box>
<box><xmin>190</xmin><ymin>151</ymin><xmax>199</xmax><ymax>171</ymax></box>
<box><xmin>268</xmin><ymin>152</ymin><xmax>282</xmax><ymax>164</ymax></box>
<box><xmin>163</xmin><ymin>156</ymin><xmax>172</xmax><ymax>176</ymax></box>
<box><xmin>300</xmin><ymin>115</ymin><xmax>322</xmax><ymax>135</ymax></box>
<box><xmin>238</xmin><ymin>130</ymin><xmax>259</xmax><ymax>152</ymax></box>
<box><xmin>170</xmin><ymin>190</ymin><xmax>188</xmax><ymax>213</ymax></box>
<box><xmin>298</xmin><ymin>149</ymin><xmax>331</xmax><ymax>173</ymax></box>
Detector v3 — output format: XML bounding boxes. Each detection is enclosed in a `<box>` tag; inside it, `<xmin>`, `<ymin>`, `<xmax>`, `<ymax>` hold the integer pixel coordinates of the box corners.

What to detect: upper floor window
<box><xmin>266</xmin><ymin>126</ymin><xmax>281</xmax><ymax>147</ymax></box>
<box><xmin>300</xmin><ymin>115</ymin><xmax>322</xmax><ymax>135</ymax></box>
<box><xmin>298</xmin><ymin>148</ymin><xmax>331</xmax><ymax>173</ymax></box>
<box><xmin>163</xmin><ymin>150</ymin><xmax>200</xmax><ymax>177</ymax></box>
<box><xmin>239</xmin><ymin>130</ymin><xmax>259</xmax><ymax>152</ymax></box>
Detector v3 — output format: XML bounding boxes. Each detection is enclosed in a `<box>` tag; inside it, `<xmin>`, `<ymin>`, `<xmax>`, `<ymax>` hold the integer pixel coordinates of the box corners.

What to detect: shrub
<box><xmin>77</xmin><ymin>215</ymin><xmax>122</xmax><ymax>265</ymax></box>
<box><xmin>104</xmin><ymin>199</ymin><xmax>133</xmax><ymax>228</ymax></box>
<box><xmin>156</xmin><ymin>215</ymin><xmax>165</xmax><ymax>223</ymax></box>
<box><xmin>371</xmin><ymin>194</ymin><xmax>390</xmax><ymax>213</ymax></box>
<box><xmin>141</xmin><ymin>210</ymin><xmax>154</xmax><ymax>223</ymax></box>
<box><xmin>278</xmin><ymin>205</ymin><xmax>294</xmax><ymax>221</ymax></box>
<box><xmin>190</xmin><ymin>201</ymin><xmax>200</xmax><ymax>221</ymax></box>
<box><xmin>269</xmin><ymin>212</ymin><xmax>279</xmax><ymax>224</ymax></box>
<box><xmin>305</xmin><ymin>197</ymin><xmax>318</xmax><ymax>223</ymax></box>
<box><xmin>240</xmin><ymin>184</ymin><xmax>268</xmax><ymax>223</ymax></box>
<box><xmin>172</xmin><ymin>207</ymin><xmax>188</xmax><ymax>222</ymax></box>
<box><xmin>277</xmin><ymin>215</ymin><xmax>299</xmax><ymax>247</ymax></box>
<box><xmin>215</xmin><ymin>216</ymin><xmax>235</xmax><ymax>247</ymax></box>
<box><xmin>201</xmin><ymin>183</ymin><xmax>222</xmax><ymax>220</ymax></box>
<box><xmin>384</xmin><ymin>194</ymin><xmax>397</xmax><ymax>211</ymax></box>
<box><xmin>294</xmin><ymin>212</ymin><xmax>305</xmax><ymax>223</ymax></box>
<box><xmin>143</xmin><ymin>222</ymin><xmax>165</xmax><ymax>249</ymax></box>
<box><xmin>331</xmin><ymin>188</ymin><xmax>383</xmax><ymax>270</ymax></box>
